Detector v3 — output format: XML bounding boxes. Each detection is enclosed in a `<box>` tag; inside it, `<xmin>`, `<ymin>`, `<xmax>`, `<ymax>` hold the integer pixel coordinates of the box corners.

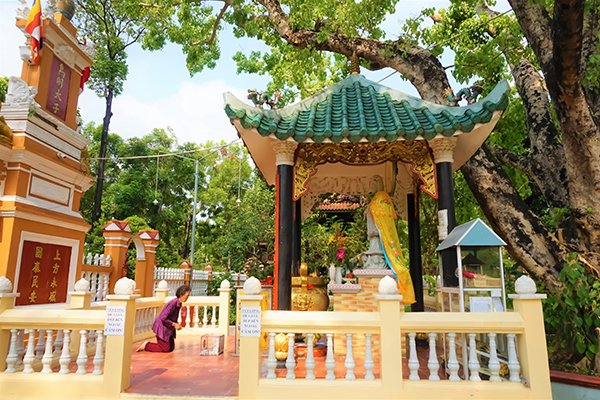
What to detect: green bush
<box><xmin>544</xmin><ymin>254</ymin><xmax>600</xmax><ymax>375</ymax></box>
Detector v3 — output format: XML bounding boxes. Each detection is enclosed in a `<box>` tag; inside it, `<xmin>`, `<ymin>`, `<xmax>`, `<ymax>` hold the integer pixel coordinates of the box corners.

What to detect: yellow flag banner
<box><xmin>369</xmin><ymin>191</ymin><xmax>415</xmax><ymax>304</ymax></box>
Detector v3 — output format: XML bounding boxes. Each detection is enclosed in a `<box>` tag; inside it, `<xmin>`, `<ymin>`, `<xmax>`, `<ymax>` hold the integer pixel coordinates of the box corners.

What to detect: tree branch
<box><xmin>207</xmin><ymin>0</ymin><xmax>231</xmax><ymax>45</ymax></box>
<box><xmin>552</xmin><ymin>0</ymin><xmax>585</xmax><ymax>98</ymax></box>
<box><xmin>256</xmin><ymin>0</ymin><xmax>449</xmax><ymax>102</ymax></box>
<box><xmin>508</xmin><ymin>0</ymin><xmax>553</xmax><ymax>71</ymax></box>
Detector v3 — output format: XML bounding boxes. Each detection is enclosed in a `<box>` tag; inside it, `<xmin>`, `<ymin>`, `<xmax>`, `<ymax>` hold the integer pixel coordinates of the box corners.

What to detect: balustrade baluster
<box><xmin>325</xmin><ymin>333</ymin><xmax>335</xmax><ymax>380</ymax></box>
<box><xmin>35</xmin><ymin>329</ymin><xmax>45</xmax><ymax>361</ymax></box>
<box><xmin>408</xmin><ymin>332</ymin><xmax>420</xmax><ymax>381</ymax></box>
<box><xmin>488</xmin><ymin>333</ymin><xmax>501</xmax><ymax>382</ymax></box>
<box><xmin>211</xmin><ymin>306</ymin><xmax>217</xmax><ymax>326</ymax></box>
<box><xmin>266</xmin><ymin>332</ymin><xmax>276</xmax><ymax>379</ymax></box>
<box><xmin>41</xmin><ymin>329</ymin><xmax>54</xmax><ymax>373</ymax></box>
<box><xmin>305</xmin><ymin>333</ymin><xmax>315</xmax><ymax>380</ymax></box>
<box><xmin>344</xmin><ymin>333</ymin><xmax>356</xmax><ymax>380</ymax></box>
<box><xmin>15</xmin><ymin>329</ymin><xmax>25</xmax><ymax>369</ymax></box>
<box><xmin>507</xmin><ymin>334</ymin><xmax>520</xmax><ymax>383</ymax></box>
<box><xmin>97</xmin><ymin>276</ymin><xmax>104</xmax><ymax>302</ymax></box>
<box><xmin>90</xmin><ymin>273</ymin><xmax>97</xmax><ymax>301</ymax></box>
<box><xmin>59</xmin><ymin>330</ymin><xmax>71</xmax><ymax>374</ymax></box>
<box><xmin>54</xmin><ymin>329</ymin><xmax>63</xmax><ymax>356</ymax></box>
<box><xmin>202</xmin><ymin>306</ymin><xmax>208</xmax><ymax>327</ymax></box>
<box><xmin>447</xmin><ymin>332</ymin><xmax>460</xmax><ymax>381</ymax></box>
<box><xmin>364</xmin><ymin>333</ymin><xmax>374</xmax><ymax>380</ymax></box>
<box><xmin>468</xmin><ymin>333</ymin><xmax>481</xmax><ymax>381</ymax></box>
<box><xmin>76</xmin><ymin>330</ymin><xmax>88</xmax><ymax>374</ymax></box>
<box><xmin>285</xmin><ymin>333</ymin><xmax>296</xmax><ymax>380</ymax></box>
<box><xmin>427</xmin><ymin>332</ymin><xmax>440</xmax><ymax>381</ymax></box>
<box><xmin>102</xmin><ymin>274</ymin><xmax>109</xmax><ymax>300</ymax></box>
<box><xmin>23</xmin><ymin>329</ymin><xmax>35</xmax><ymax>373</ymax></box>
<box><xmin>93</xmin><ymin>330</ymin><xmax>104</xmax><ymax>375</ymax></box>
<box><xmin>5</xmin><ymin>329</ymin><xmax>18</xmax><ymax>373</ymax></box>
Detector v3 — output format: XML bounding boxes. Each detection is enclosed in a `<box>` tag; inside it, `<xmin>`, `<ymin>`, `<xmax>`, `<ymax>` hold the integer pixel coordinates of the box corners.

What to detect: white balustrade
<box><xmin>285</xmin><ymin>333</ymin><xmax>295</xmax><ymax>380</ymax></box>
<box><xmin>344</xmin><ymin>333</ymin><xmax>355</xmax><ymax>380</ymax></box>
<box><xmin>364</xmin><ymin>334</ymin><xmax>374</xmax><ymax>380</ymax></box>
<box><xmin>59</xmin><ymin>330</ymin><xmax>71</xmax><ymax>374</ymax></box>
<box><xmin>447</xmin><ymin>332</ymin><xmax>460</xmax><ymax>381</ymax></box>
<box><xmin>5</xmin><ymin>329</ymin><xmax>18</xmax><ymax>373</ymax></box>
<box><xmin>305</xmin><ymin>333</ymin><xmax>315</xmax><ymax>380</ymax></box>
<box><xmin>23</xmin><ymin>329</ymin><xmax>35</xmax><ymax>373</ymax></box>
<box><xmin>408</xmin><ymin>332</ymin><xmax>420</xmax><ymax>381</ymax></box>
<box><xmin>266</xmin><ymin>332</ymin><xmax>277</xmax><ymax>379</ymax></box>
<box><xmin>41</xmin><ymin>329</ymin><xmax>54</xmax><ymax>374</ymax></box>
<box><xmin>325</xmin><ymin>333</ymin><xmax>335</xmax><ymax>380</ymax></box>
<box><xmin>35</xmin><ymin>329</ymin><xmax>45</xmax><ymax>361</ymax></box>
<box><xmin>93</xmin><ymin>330</ymin><xmax>104</xmax><ymax>375</ymax></box>
<box><xmin>507</xmin><ymin>333</ymin><xmax>521</xmax><ymax>383</ymax></box>
<box><xmin>427</xmin><ymin>332</ymin><xmax>440</xmax><ymax>381</ymax></box>
<box><xmin>488</xmin><ymin>333</ymin><xmax>501</xmax><ymax>382</ymax></box>
<box><xmin>76</xmin><ymin>330</ymin><xmax>88</xmax><ymax>374</ymax></box>
<box><xmin>468</xmin><ymin>333</ymin><xmax>481</xmax><ymax>381</ymax></box>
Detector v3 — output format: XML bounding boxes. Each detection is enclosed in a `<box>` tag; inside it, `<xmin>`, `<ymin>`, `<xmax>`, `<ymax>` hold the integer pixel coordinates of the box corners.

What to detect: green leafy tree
<box><xmin>0</xmin><ymin>77</ymin><xmax>8</xmax><ymax>103</ymax></box>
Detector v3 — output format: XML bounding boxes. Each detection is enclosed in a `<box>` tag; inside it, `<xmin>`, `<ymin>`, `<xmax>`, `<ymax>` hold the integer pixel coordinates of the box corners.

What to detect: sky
<box><xmin>0</xmin><ymin>0</ymin><xmax>478</xmax><ymax>146</ymax></box>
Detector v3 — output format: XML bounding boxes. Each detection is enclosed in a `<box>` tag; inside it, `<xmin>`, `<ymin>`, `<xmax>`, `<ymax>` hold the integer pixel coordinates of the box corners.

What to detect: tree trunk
<box><xmin>92</xmin><ymin>86</ymin><xmax>114</xmax><ymax>225</ymax></box>
<box><xmin>461</xmin><ymin>146</ymin><xmax>564</xmax><ymax>292</ymax></box>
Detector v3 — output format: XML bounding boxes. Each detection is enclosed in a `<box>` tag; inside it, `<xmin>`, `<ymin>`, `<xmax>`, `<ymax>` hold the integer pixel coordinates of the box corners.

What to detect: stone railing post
<box><xmin>103</xmin><ymin>278</ymin><xmax>140</xmax><ymax>395</ymax></box>
<box><xmin>154</xmin><ymin>280</ymin><xmax>169</xmax><ymax>301</ymax></box>
<box><xmin>508</xmin><ymin>276</ymin><xmax>551</xmax><ymax>399</ymax></box>
<box><xmin>238</xmin><ymin>277</ymin><xmax>263</xmax><ymax>400</ymax></box>
<box><xmin>0</xmin><ymin>277</ymin><xmax>19</xmax><ymax>372</ymax></box>
<box><xmin>69</xmin><ymin>278</ymin><xmax>93</xmax><ymax>308</ymax></box>
<box><xmin>376</xmin><ymin>276</ymin><xmax>404</xmax><ymax>394</ymax></box>
<box><xmin>218</xmin><ymin>279</ymin><xmax>231</xmax><ymax>337</ymax></box>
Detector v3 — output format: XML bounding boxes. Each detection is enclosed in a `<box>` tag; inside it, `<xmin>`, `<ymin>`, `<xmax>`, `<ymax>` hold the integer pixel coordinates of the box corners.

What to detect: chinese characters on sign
<box><xmin>16</xmin><ymin>241</ymin><xmax>72</xmax><ymax>306</ymax></box>
<box><xmin>45</xmin><ymin>56</ymin><xmax>72</xmax><ymax>120</ymax></box>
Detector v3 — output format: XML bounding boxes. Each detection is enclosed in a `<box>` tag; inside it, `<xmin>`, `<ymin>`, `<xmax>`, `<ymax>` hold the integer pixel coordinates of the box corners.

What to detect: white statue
<box><xmin>361</xmin><ymin>175</ymin><xmax>387</xmax><ymax>269</ymax></box>
<box><xmin>5</xmin><ymin>77</ymin><xmax>37</xmax><ymax>106</ymax></box>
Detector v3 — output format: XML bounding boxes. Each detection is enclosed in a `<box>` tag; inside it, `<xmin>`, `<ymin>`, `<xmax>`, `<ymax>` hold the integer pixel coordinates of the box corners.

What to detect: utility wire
<box><xmin>90</xmin><ymin>138</ymin><xmax>241</xmax><ymax>161</ymax></box>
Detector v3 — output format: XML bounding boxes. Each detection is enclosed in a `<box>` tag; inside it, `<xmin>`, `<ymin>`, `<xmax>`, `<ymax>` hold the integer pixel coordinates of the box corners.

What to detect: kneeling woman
<box><xmin>138</xmin><ymin>284</ymin><xmax>191</xmax><ymax>352</ymax></box>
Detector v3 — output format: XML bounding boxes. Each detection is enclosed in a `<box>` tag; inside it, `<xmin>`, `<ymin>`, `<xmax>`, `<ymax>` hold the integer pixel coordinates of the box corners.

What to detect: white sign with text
<box><xmin>240</xmin><ymin>306</ymin><xmax>261</xmax><ymax>337</ymax></box>
<box><xmin>104</xmin><ymin>305</ymin><xmax>126</xmax><ymax>336</ymax></box>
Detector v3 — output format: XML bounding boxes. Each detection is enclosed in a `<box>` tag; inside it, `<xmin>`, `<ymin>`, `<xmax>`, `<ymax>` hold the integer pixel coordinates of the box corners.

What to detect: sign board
<box><xmin>469</xmin><ymin>296</ymin><xmax>493</xmax><ymax>312</ymax></box>
<box><xmin>45</xmin><ymin>56</ymin><xmax>72</xmax><ymax>120</ymax></box>
<box><xmin>16</xmin><ymin>241</ymin><xmax>72</xmax><ymax>306</ymax></box>
<box><xmin>104</xmin><ymin>305</ymin><xmax>126</xmax><ymax>336</ymax></box>
<box><xmin>240</xmin><ymin>306</ymin><xmax>261</xmax><ymax>337</ymax></box>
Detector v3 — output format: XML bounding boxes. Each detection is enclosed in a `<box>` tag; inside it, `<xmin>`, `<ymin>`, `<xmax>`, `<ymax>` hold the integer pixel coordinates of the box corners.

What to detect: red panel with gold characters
<box><xmin>16</xmin><ymin>241</ymin><xmax>72</xmax><ymax>306</ymax></box>
<box><xmin>44</xmin><ymin>56</ymin><xmax>72</xmax><ymax>120</ymax></box>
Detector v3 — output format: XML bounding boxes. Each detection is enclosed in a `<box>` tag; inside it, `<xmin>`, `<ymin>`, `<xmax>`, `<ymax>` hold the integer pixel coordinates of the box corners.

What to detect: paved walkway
<box><xmin>128</xmin><ymin>335</ymin><xmax>239</xmax><ymax>398</ymax></box>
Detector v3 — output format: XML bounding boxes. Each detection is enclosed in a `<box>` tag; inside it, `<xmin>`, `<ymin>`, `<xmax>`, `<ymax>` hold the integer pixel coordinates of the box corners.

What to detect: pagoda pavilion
<box><xmin>224</xmin><ymin>73</ymin><xmax>509</xmax><ymax>310</ymax></box>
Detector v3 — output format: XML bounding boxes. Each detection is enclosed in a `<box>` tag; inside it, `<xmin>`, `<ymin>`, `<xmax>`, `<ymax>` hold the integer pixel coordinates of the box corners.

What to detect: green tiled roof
<box><xmin>224</xmin><ymin>75</ymin><xmax>509</xmax><ymax>143</ymax></box>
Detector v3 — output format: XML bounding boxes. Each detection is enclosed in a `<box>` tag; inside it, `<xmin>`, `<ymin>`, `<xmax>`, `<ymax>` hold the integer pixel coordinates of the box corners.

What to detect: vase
<box><xmin>335</xmin><ymin>266</ymin><xmax>343</xmax><ymax>284</ymax></box>
<box><xmin>291</xmin><ymin>262</ymin><xmax>329</xmax><ymax>311</ymax></box>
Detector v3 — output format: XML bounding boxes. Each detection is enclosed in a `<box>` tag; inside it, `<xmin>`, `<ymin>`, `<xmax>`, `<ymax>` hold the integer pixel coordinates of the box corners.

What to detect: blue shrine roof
<box><xmin>436</xmin><ymin>218</ymin><xmax>506</xmax><ymax>251</ymax></box>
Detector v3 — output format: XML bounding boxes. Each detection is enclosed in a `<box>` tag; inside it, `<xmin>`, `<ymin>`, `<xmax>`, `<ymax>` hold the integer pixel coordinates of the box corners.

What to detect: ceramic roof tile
<box><xmin>224</xmin><ymin>75</ymin><xmax>509</xmax><ymax>142</ymax></box>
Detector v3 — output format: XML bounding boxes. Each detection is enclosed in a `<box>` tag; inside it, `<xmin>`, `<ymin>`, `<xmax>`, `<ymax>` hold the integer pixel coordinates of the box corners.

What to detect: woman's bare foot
<box><xmin>136</xmin><ymin>341</ymin><xmax>149</xmax><ymax>352</ymax></box>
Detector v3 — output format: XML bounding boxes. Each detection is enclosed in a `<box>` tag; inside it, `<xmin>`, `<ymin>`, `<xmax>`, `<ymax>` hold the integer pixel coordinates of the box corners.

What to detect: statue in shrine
<box><xmin>362</xmin><ymin>175</ymin><xmax>415</xmax><ymax>304</ymax></box>
<box><xmin>362</xmin><ymin>176</ymin><xmax>387</xmax><ymax>270</ymax></box>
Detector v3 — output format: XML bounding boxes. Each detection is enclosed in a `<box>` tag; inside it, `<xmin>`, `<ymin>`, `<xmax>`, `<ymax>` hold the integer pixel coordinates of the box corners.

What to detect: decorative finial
<box><xmin>350</xmin><ymin>52</ymin><xmax>360</xmax><ymax>75</ymax></box>
<box><xmin>243</xmin><ymin>276</ymin><xmax>261</xmax><ymax>295</ymax></box>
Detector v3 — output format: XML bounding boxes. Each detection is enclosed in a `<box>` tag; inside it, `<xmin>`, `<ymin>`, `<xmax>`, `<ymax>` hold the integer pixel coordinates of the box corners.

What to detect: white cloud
<box><xmin>79</xmin><ymin>80</ymin><xmax>246</xmax><ymax>145</ymax></box>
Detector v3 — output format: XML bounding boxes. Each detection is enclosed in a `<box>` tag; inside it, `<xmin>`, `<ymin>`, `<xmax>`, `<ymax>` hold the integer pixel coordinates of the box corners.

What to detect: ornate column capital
<box><xmin>272</xmin><ymin>141</ymin><xmax>298</xmax><ymax>166</ymax></box>
<box><xmin>428</xmin><ymin>137</ymin><xmax>458</xmax><ymax>164</ymax></box>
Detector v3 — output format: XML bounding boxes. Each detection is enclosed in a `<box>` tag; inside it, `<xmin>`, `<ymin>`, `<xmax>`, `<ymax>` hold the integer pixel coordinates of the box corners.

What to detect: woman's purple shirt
<box><xmin>152</xmin><ymin>297</ymin><xmax>182</xmax><ymax>341</ymax></box>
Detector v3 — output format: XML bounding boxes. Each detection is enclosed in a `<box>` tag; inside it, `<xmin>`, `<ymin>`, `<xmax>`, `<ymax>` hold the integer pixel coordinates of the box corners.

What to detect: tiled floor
<box><xmin>128</xmin><ymin>335</ymin><xmax>448</xmax><ymax>398</ymax></box>
<box><xmin>128</xmin><ymin>335</ymin><xmax>239</xmax><ymax>398</ymax></box>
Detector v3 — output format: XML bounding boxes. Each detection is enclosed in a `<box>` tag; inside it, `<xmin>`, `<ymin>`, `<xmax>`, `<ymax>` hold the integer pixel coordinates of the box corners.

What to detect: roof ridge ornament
<box><xmin>349</xmin><ymin>51</ymin><xmax>360</xmax><ymax>75</ymax></box>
